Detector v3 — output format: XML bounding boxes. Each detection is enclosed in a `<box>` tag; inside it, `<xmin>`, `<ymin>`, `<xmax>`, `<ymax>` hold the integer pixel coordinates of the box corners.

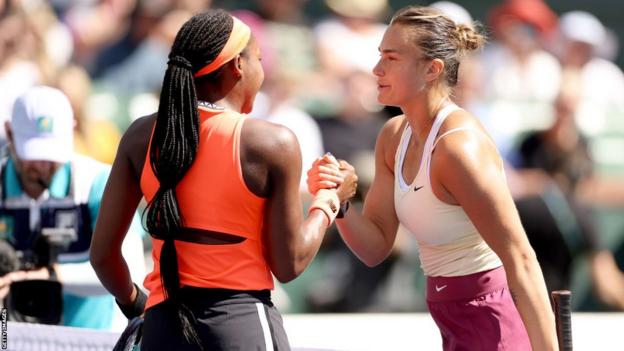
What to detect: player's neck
<box><xmin>196</xmin><ymin>77</ymin><xmax>246</xmax><ymax>113</ymax></box>
<box><xmin>403</xmin><ymin>93</ymin><xmax>450</xmax><ymax>144</ymax></box>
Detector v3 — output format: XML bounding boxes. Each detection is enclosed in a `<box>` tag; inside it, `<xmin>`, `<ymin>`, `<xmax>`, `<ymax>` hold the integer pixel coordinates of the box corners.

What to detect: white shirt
<box><xmin>394</xmin><ymin>105</ymin><xmax>502</xmax><ymax>276</ymax></box>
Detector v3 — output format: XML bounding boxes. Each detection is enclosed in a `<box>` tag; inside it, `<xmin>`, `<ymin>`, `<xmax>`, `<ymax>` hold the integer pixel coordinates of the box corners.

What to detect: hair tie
<box><xmin>168</xmin><ymin>55</ymin><xmax>193</xmax><ymax>70</ymax></box>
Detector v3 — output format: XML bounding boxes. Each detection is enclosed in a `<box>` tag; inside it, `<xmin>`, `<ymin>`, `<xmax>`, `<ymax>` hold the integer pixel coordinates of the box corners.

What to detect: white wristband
<box><xmin>308</xmin><ymin>189</ymin><xmax>340</xmax><ymax>225</ymax></box>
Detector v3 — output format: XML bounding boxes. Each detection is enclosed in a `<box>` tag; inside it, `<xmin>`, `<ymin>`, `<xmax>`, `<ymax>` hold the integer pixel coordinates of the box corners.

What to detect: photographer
<box><xmin>0</xmin><ymin>86</ymin><xmax>145</xmax><ymax>330</ymax></box>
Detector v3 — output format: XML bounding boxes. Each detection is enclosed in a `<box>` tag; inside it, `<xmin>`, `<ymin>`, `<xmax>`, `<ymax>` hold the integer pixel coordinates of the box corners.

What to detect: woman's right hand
<box><xmin>307</xmin><ymin>154</ymin><xmax>358</xmax><ymax>204</ymax></box>
<box><xmin>335</xmin><ymin>160</ymin><xmax>358</xmax><ymax>204</ymax></box>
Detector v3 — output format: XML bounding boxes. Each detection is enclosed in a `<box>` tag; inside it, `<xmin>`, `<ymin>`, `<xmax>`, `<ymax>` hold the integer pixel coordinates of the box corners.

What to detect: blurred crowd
<box><xmin>1</xmin><ymin>0</ymin><xmax>624</xmax><ymax>321</ymax></box>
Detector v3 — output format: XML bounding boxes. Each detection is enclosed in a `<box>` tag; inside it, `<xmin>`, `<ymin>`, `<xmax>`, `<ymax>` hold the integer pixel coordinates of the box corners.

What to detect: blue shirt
<box><xmin>2</xmin><ymin>157</ymin><xmax>119</xmax><ymax>329</ymax></box>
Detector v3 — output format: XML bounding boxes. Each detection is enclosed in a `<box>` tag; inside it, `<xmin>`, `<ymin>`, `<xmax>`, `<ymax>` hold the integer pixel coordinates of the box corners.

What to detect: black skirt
<box><xmin>140</xmin><ymin>287</ymin><xmax>290</xmax><ymax>351</ymax></box>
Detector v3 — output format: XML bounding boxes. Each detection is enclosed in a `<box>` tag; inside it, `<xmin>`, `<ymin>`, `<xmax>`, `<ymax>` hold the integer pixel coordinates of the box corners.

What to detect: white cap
<box><xmin>325</xmin><ymin>0</ymin><xmax>388</xmax><ymax>19</ymax></box>
<box><xmin>11</xmin><ymin>86</ymin><xmax>74</xmax><ymax>163</ymax></box>
<box><xmin>560</xmin><ymin>11</ymin><xmax>606</xmax><ymax>48</ymax></box>
<box><xmin>430</xmin><ymin>1</ymin><xmax>473</xmax><ymax>26</ymax></box>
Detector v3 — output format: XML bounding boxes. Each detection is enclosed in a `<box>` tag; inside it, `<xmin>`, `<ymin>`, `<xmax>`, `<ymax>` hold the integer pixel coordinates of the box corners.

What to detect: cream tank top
<box><xmin>394</xmin><ymin>104</ymin><xmax>502</xmax><ymax>277</ymax></box>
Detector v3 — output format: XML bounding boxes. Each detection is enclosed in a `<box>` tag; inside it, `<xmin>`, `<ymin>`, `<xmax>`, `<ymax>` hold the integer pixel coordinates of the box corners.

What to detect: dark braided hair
<box><xmin>145</xmin><ymin>9</ymin><xmax>233</xmax><ymax>346</ymax></box>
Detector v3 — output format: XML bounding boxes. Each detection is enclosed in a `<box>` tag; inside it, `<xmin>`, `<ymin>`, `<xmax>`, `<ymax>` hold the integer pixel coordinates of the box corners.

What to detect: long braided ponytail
<box><xmin>145</xmin><ymin>9</ymin><xmax>233</xmax><ymax>346</ymax></box>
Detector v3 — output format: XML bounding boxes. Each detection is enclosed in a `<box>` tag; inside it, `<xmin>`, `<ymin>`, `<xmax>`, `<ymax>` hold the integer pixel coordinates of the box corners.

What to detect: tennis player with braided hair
<box><xmin>308</xmin><ymin>6</ymin><xmax>558</xmax><ymax>350</ymax></box>
<box><xmin>90</xmin><ymin>9</ymin><xmax>356</xmax><ymax>350</ymax></box>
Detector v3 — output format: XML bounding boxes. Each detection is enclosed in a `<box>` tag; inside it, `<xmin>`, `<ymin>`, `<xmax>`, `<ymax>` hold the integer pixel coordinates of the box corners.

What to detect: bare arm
<box><xmin>577</xmin><ymin>175</ymin><xmax>624</xmax><ymax>207</ymax></box>
<box><xmin>590</xmin><ymin>250</ymin><xmax>624</xmax><ymax>310</ymax></box>
<box><xmin>333</xmin><ymin>119</ymin><xmax>403</xmax><ymax>267</ymax></box>
<box><xmin>244</xmin><ymin>120</ymin><xmax>356</xmax><ymax>283</ymax></box>
<box><xmin>433</xmin><ymin>130</ymin><xmax>558</xmax><ymax>350</ymax></box>
<box><xmin>89</xmin><ymin>118</ymin><xmax>149</xmax><ymax>305</ymax></box>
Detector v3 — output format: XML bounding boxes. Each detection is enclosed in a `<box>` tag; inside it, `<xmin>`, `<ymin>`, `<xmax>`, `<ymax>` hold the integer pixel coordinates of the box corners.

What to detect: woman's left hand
<box><xmin>306</xmin><ymin>154</ymin><xmax>343</xmax><ymax>195</ymax></box>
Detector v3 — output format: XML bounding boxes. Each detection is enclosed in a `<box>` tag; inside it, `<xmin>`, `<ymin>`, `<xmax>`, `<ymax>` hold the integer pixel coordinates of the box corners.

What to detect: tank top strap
<box><xmin>423</xmin><ymin>104</ymin><xmax>462</xmax><ymax>155</ymax></box>
<box><xmin>422</xmin><ymin>103</ymin><xmax>461</xmax><ymax>177</ymax></box>
<box><xmin>395</xmin><ymin>121</ymin><xmax>412</xmax><ymax>189</ymax></box>
<box><xmin>432</xmin><ymin>127</ymin><xmax>476</xmax><ymax>150</ymax></box>
<box><xmin>430</xmin><ymin>125</ymin><xmax>506</xmax><ymax>178</ymax></box>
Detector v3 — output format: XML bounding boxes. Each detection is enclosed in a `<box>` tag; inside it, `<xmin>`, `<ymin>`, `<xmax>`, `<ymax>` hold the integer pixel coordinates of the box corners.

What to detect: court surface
<box><xmin>6</xmin><ymin>312</ymin><xmax>623</xmax><ymax>350</ymax></box>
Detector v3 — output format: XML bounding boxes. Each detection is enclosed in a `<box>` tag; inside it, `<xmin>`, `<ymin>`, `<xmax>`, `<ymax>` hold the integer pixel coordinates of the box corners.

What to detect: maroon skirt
<box><xmin>426</xmin><ymin>266</ymin><xmax>531</xmax><ymax>350</ymax></box>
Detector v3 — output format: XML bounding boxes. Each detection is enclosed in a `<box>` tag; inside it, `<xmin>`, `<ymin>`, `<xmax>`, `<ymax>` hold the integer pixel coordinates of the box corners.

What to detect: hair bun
<box><xmin>454</xmin><ymin>23</ymin><xmax>485</xmax><ymax>51</ymax></box>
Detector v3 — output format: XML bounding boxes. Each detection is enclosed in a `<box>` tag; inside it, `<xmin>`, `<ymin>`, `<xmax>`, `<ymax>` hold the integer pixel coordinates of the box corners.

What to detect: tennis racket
<box><xmin>551</xmin><ymin>290</ymin><xmax>573</xmax><ymax>351</ymax></box>
<box><xmin>113</xmin><ymin>316</ymin><xmax>143</xmax><ymax>351</ymax></box>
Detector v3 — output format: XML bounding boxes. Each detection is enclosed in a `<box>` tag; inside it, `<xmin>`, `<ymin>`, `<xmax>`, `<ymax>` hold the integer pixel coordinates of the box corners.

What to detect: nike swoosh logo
<box><xmin>414</xmin><ymin>186</ymin><xmax>424</xmax><ymax>192</ymax></box>
<box><xmin>435</xmin><ymin>284</ymin><xmax>447</xmax><ymax>292</ymax></box>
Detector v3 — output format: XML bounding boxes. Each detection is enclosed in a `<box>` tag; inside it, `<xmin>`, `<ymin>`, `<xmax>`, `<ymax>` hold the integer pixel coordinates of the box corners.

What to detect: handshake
<box><xmin>306</xmin><ymin>153</ymin><xmax>359</xmax><ymax>225</ymax></box>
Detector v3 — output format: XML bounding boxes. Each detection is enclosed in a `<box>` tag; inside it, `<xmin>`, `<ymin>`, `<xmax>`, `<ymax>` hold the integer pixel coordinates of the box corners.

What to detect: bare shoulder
<box><xmin>377</xmin><ymin>114</ymin><xmax>408</xmax><ymax>169</ymax></box>
<box><xmin>430</xmin><ymin>108</ymin><xmax>508</xmax><ymax>206</ymax></box>
<box><xmin>432</xmin><ymin>109</ymin><xmax>502</xmax><ymax>176</ymax></box>
<box><xmin>120</xmin><ymin>114</ymin><xmax>156</xmax><ymax>151</ymax></box>
<box><xmin>438</xmin><ymin>108</ymin><xmax>490</xmax><ymax>137</ymax></box>
<box><xmin>119</xmin><ymin>114</ymin><xmax>156</xmax><ymax>177</ymax></box>
<box><xmin>379</xmin><ymin>114</ymin><xmax>407</xmax><ymax>141</ymax></box>
<box><xmin>241</xmin><ymin>118</ymin><xmax>300</xmax><ymax>165</ymax></box>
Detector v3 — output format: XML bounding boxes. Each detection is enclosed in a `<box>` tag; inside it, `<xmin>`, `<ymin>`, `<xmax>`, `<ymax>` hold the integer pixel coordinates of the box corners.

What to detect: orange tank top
<box><xmin>140</xmin><ymin>105</ymin><xmax>273</xmax><ymax>309</ymax></box>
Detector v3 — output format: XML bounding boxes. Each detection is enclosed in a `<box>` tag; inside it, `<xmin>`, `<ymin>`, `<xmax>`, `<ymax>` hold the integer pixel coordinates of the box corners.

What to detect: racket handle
<box><xmin>551</xmin><ymin>290</ymin><xmax>573</xmax><ymax>351</ymax></box>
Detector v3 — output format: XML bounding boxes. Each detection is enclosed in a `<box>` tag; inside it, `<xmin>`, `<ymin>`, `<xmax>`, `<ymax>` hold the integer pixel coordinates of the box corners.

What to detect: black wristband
<box><xmin>47</xmin><ymin>266</ymin><xmax>57</xmax><ymax>280</ymax></box>
<box><xmin>336</xmin><ymin>201</ymin><xmax>350</xmax><ymax>218</ymax></box>
<box><xmin>116</xmin><ymin>283</ymin><xmax>147</xmax><ymax>320</ymax></box>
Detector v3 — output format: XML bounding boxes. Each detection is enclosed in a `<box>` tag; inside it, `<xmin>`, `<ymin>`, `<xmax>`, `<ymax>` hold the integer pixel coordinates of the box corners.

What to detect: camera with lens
<box><xmin>0</xmin><ymin>199</ymin><xmax>86</xmax><ymax>325</ymax></box>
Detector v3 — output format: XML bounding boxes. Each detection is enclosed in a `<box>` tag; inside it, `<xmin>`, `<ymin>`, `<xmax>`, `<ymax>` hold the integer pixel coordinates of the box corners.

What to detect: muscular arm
<box><xmin>335</xmin><ymin>118</ymin><xmax>402</xmax><ymax>267</ymax></box>
<box><xmin>90</xmin><ymin>116</ymin><xmax>152</xmax><ymax>305</ymax></box>
<box><xmin>432</xmin><ymin>130</ymin><xmax>558</xmax><ymax>351</ymax></box>
<box><xmin>242</xmin><ymin>120</ymin><xmax>336</xmax><ymax>283</ymax></box>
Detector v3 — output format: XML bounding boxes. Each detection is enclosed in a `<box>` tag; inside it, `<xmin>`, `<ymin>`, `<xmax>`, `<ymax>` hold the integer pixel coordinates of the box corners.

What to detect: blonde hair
<box><xmin>391</xmin><ymin>6</ymin><xmax>486</xmax><ymax>86</ymax></box>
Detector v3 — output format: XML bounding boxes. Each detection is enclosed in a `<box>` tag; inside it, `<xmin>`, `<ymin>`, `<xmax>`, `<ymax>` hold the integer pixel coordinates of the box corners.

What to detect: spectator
<box><xmin>0</xmin><ymin>86</ymin><xmax>145</xmax><ymax>329</ymax></box>
<box><xmin>55</xmin><ymin>64</ymin><xmax>122</xmax><ymax>164</ymax></box>
<box><xmin>0</xmin><ymin>9</ymin><xmax>43</xmax><ymax>144</ymax></box>
<box><xmin>429</xmin><ymin>1</ymin><xmax>516</xmax><ymax>158</ymax></box>
<box><xmin>514</xmin><ymin>85</ymin><xmax>624</xmax><ymax>310</ymax></box>
<box><xmin>250</xmin><ymin>74</ymin><xmax>325</xmax><ymax>192</ymax></box>
<box><xmin>556</xmin><ymin>11</ymin><xmax>624</xmax><ymax>136</ymax></box>
<box><xmin>98</xmin><ymin>7</ymin><xmax>193</xmax><ymax>95</ymax></box>
<box><xmin>314</xmin><ymin>0</ymin><xmax>388</xmax><ymax>77</ymax></box>
<box><xmin>480</xmin><ymin>0</ymin><xmax>561</xmax><ymax>150</ymax></box>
